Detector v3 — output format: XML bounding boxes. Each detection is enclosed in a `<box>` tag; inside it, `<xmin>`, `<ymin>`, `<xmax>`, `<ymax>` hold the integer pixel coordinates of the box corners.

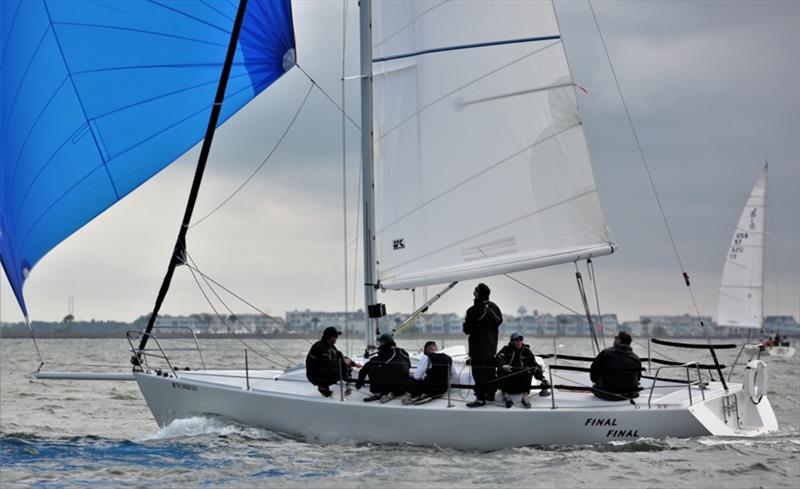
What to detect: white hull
<box><xmin>135</xmin><ymin>367</ymin><xmax>777</xmax><ymax>450</ymax></box>
<box><xmin>766</xmin><ymin>346</ymin><xmax>796</xmax><ymax>358</ymax></box>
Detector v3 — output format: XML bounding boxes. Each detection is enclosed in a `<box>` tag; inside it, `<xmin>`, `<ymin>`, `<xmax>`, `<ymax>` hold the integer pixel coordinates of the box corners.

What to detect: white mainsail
<box><xmin>371</xmin><ymin>0</ymin><xmax>612</xmax><ymax>290</ymax></box>
<box><xmin>716</xmin><ymin>165</ymin><xmax>767</xmax><ymax>328</ymax></box>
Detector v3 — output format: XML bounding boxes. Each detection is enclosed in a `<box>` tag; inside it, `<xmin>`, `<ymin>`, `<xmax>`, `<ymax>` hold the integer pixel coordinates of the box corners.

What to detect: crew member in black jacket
<box><xmin>306</xmin><ymin>326</ymin><xmax>359</xmax><ymax>397</ymax></box>
<box><xmin>463</xmin><ymin>283</ymin><xmax>502</xmax><ymax>407</ymax></box>
<box><xmin>590</xmin><ymin>331</ymin><xmax>642</xmax><ymax>401</ymax></box>
<box><xmin>494</xmin><ymin>332</ymin><xmax>549</xmax><ymax>408</ymax></box>
<box><xmin>356</xmin><ymin>333</ymin><xmax>411</xmax><ymax>403</ymax></box>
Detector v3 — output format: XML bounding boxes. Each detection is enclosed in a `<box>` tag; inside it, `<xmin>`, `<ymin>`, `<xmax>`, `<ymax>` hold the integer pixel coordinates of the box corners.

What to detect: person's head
<box><xmin>423</xmin><ymin>341</ymin><xmax>438</xmax><ymax>354</ymax></box>
<box><xmin>321</xmin><ymin>326</ymin><xmax>341</xmax><ymax>344</ymax></box>
<box><xmin>474</xmin><ymin>283</ymin><xmax>491</xmax><ymax>301</ymax></box>
<box><xmin>377</xmin><ymin>332</ymin><xmax>395</xmax><ymax>348</ymax></box>
<box><xmin>509</xmin><ymin>332</ymin><xmax>524</xmax><ymax>349</ymax></box>
<box><xmin>614</xmin><ymin>331</ymin><xmax>632</xmax><ymax>347</ymax></box>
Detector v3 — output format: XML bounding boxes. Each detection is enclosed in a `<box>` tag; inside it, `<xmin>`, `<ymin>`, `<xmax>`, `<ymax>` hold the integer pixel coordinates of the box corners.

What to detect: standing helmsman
<box><xmin>463</xmin><ymin>283</ymin><xmax>503</xmax><ymax>407</ymax></box>
<box><xmin>306</xmin><ymin>326</ymin><xmax>359</xmax><ymax>397</ymax></box>
<box><xmin>590</xmin><ymin>331</ymin><xmax>642</xmax><ymax>401</ymax></box>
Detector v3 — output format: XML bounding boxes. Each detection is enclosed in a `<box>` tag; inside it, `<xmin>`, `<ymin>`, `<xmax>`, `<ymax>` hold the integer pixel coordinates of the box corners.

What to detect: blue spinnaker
<box><xmin>0</xmin><ymin>0</ymin><xmax>295</xmax><ymax>316</ymax></box>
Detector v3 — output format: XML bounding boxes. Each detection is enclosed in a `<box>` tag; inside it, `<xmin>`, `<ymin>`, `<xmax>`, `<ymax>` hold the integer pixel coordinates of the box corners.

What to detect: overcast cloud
<box><xmin>1</xmin><ymin>0</ymin><xmax>797</xmax><ymax>325</ymax></box>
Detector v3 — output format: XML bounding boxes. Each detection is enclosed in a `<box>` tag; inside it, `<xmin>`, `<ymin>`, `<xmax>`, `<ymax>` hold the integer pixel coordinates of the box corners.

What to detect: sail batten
<box><xmin>716</xmin><ymin>166</ymin><xmax>767</xmax><ymax>329</ymax></box>
<box><xmin>373</xmin><ymin>34</ymin><xmax>561</xmax><ymax>63</ymax></box>
<box><xmin>372</xmin><ymin>0</ymin><xmax>611</xmax><ymax>290</ymax></box>
<box><xmin>0</xmin><ymin>0</ymin><xmax>296</xmax><ymax>316</ymax></box>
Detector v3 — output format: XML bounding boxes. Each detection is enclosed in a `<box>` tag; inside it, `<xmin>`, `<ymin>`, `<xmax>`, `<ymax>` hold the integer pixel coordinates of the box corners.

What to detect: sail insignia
<box><xmin>0</xmin><ymin>0</ymin><xmax>296</xmax><ymax>316</ymax></box>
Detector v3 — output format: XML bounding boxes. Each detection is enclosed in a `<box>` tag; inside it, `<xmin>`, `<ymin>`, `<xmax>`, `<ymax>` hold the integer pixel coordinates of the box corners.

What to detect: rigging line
<box><xmin>575</xmin><ymin>262</ymin><xmax>600</xmax><ymax>356</ymax></box>
<box><xmin>190</xmin><ymin>81</ymin><xmax>314</xmax><ymax>229</ymax></box>
<box><xmin>587</xmin><ymin>259</ymin><xmax>607</xmax><ymax>349</ymax></box>
<box><xmin>184</xmin><ymin>252</ymin><xmax>300</xmax><ymax>355</ymax></box>
<box><xmin>24</xmin><ymin>315</ymin><xmax>44</xmax><ymax>368</ymax></box>
<box><xmin>182</xmin><ymin>259</ymin><xmax>311</xmax><ymax>345</ymax></box>
<box><xmin>587</xmin><ymin>1</ymin><xmax>722</xmax><ymax>376</ymax></box>
<box><xmin>341</xmin><ymin>0</ymin><xmax>350</xmax><ymax>355</ymax></box>
<box><xmin>351</xmin><ymin>154</ymin><xmax>363</xmax><ymax>313</ymax></box>
<box><xmin>294</xmin><ymin>63</ymin><xmax>361</xmax><ymax>131</ymax></box>
<box><xmin>504</xmin><ymin>272</ymin><xmax>679</xmax><ymax>362</ymax></box>
<box><xmin>185</xmin><ymin>263</ymin><xmax>288</xmax><ymax>367</ymax></box>
<box><xmin>587</xmin><ymin>1</ymin><xmax>691</xmax><ymax>287</ymax></box>
<box><xmin>504</xmin><ymin>273</ymin><xmax>582</xmax><ymax>316</ymax></box>
<box><xmin>185</xmin><ymin>256</ymin><xmax>291</xmax><ymax>366</ymax></box>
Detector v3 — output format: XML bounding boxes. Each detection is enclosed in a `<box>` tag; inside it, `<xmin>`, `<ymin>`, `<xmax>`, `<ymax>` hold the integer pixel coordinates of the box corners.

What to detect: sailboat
<box><xmin>2</xmin><ymin>0</ymin><xmax>778</xmax><ymax>449</ymax></box>
<box><xmin>716</xmin><ymin>164</ymin><xmax>795</xmax><ymax>358</ymax></box>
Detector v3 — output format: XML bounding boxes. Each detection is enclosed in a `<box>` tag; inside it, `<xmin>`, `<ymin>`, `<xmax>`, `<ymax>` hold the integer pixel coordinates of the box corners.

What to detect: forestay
<box><xmin>371</xmin><ymin>0</ymin><xmax>612</xmax><ymax>290</ymax></box>
<box><xmin>716</xmin><ymin>166</ymin><xmax>767</xmax><ymax>328</ymax></box>
<box><xmin>0</xmin><ymin>0</ymin><xmax>295</xmax><ymax>316</ymax></box>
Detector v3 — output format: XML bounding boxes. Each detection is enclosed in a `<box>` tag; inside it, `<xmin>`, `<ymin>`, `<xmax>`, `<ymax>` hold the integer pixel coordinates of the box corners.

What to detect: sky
<box><xmin>1</xmin><ymin>0</ymin><xmax>798</xmax><ymax>325</ymax></box>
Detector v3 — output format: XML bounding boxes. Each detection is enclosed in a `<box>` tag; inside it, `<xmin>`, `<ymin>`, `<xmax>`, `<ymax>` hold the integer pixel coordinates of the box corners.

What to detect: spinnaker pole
<box><xmin>134</xmin><ymin>0</ymin><xmax>249</xmax><ymax>364</ymax></box>
<box><xmin>359</xmin><ymin>0</ymin><xmax>381</xmax><ymax>356</ymax></box>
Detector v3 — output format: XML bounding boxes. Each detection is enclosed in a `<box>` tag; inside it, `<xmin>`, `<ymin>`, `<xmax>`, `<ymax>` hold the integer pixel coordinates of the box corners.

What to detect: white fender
<box><xmin>742</xmin><ymin>359</ymin><xmax>768</xmax><ymax>403</ymax></box>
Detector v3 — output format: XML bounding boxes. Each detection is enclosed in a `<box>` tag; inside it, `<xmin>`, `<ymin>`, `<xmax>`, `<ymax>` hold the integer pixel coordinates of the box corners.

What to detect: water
<box><xmin>2</xmin><ymin>337</ymin><xmax>798</xmax><ymax>488</ymax></box>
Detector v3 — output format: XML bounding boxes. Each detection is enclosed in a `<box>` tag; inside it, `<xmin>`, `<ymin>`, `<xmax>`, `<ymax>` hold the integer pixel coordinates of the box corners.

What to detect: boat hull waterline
<box><xmin>135</xmin><ymin>369</ymin><xmax>777</xmax><ymax>450</ymax></box>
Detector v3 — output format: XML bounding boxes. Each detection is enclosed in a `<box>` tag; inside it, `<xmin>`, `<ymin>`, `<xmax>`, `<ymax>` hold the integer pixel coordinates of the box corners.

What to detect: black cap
<box><xmin>322</xmin><ymin>326</ymin><xmax>342</xmax><ymax>339</ymax></box>
<box><xmin>377</xmin><ymin>332</ymin><xmax>394</xmax><ymax>344</ymax></box>
<box><xmin>475</xmin><ymin>283</ymin><xmax>491</xmax><ymax>300</ymax></box>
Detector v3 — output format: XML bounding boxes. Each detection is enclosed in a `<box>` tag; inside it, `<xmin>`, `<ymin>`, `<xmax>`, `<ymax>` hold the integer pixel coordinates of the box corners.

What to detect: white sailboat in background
<box><xmin>717</xmin><ymin>164</ymin><xmax>795</xmax><ymax>358</ymax></box>
<box><xmin>3</xmin><ymin>0</ymin><xmax>779</xmax><ymax>448</ymax></box>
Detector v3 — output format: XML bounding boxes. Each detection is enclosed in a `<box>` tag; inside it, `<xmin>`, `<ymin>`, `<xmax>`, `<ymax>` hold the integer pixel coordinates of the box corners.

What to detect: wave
<box><xmin>143</xmin><ymin>415</ymin><xmax>293</xmax><ymax>444</ymax></box>
<box><xmin>145</xmin><ymin>416</ymin><xmax>249</xmax><ymax>440</ymax></box>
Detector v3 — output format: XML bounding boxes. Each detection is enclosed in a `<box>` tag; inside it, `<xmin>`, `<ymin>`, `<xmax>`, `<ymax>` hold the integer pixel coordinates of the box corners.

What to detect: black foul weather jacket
<box><xmin>305</xmin><ymin>340</ymin><xmax>350</xmax><ymax>387</ymax></box>
<box><xmin>357</xmin><ymin>345</ymin><xmax>411</xmax><ymax>395</ymax></box>
<box><xmin>590</xmin><ymin>344</ymin><xmax>642</xmax><ymax>400</ymax></box>
<box><xmin>494</xmin><ymin>344</ymin><xmax>544</xmax><ymax>394</ymax></box>
<box><xmin>462</xmin><ymin>299</ymin><xmax>502</xmax><ymax>361</ymax></box>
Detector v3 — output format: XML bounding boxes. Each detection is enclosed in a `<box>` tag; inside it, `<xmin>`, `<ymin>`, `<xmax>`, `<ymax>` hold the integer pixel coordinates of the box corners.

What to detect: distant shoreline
<box><xmin>0</xmin><ymin>332</ymin><xmax>760</xmax><ymax>341</ymax></box>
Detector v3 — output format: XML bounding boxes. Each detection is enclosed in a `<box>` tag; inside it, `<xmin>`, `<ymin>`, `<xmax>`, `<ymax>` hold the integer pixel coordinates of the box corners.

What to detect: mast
<box><xmin>134</xmin><ymin>0</ymin><xmax>250</xmax><ymax>362</ymax></box>
<box><xmin>760</xmin><ymin>160</ymin><xmax>768</xmax><ymax>332</ymax></box>
<box><xmin>359</xmin><ymin>0</ymin><xmax>381</xmax><ymax>355</ymax></box>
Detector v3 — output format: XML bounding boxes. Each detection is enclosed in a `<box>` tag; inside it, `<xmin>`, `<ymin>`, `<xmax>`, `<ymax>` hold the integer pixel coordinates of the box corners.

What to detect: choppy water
<box><xmin>1</xmin><ymin>337</ymin><xmax>798</xmax><ymax>488</ymax></box>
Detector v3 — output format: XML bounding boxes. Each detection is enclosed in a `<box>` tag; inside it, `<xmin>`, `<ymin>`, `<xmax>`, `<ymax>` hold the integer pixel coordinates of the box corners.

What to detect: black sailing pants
<box><xmin>471</xmin><ymin>359</ymin><xmax>496</xmax><ymax>401</ymax></box>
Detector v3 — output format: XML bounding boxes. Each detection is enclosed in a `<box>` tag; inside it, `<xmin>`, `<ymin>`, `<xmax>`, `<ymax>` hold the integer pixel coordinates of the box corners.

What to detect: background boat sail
<box><xmin>2</xmin><ymin>0</ymin><xmax>779</xmax><ymax>448</ymax></box>
<box><xmin>716</xmin><ymin>164</ymin><xmax>795</xmax><ymax>357</ymax></box>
